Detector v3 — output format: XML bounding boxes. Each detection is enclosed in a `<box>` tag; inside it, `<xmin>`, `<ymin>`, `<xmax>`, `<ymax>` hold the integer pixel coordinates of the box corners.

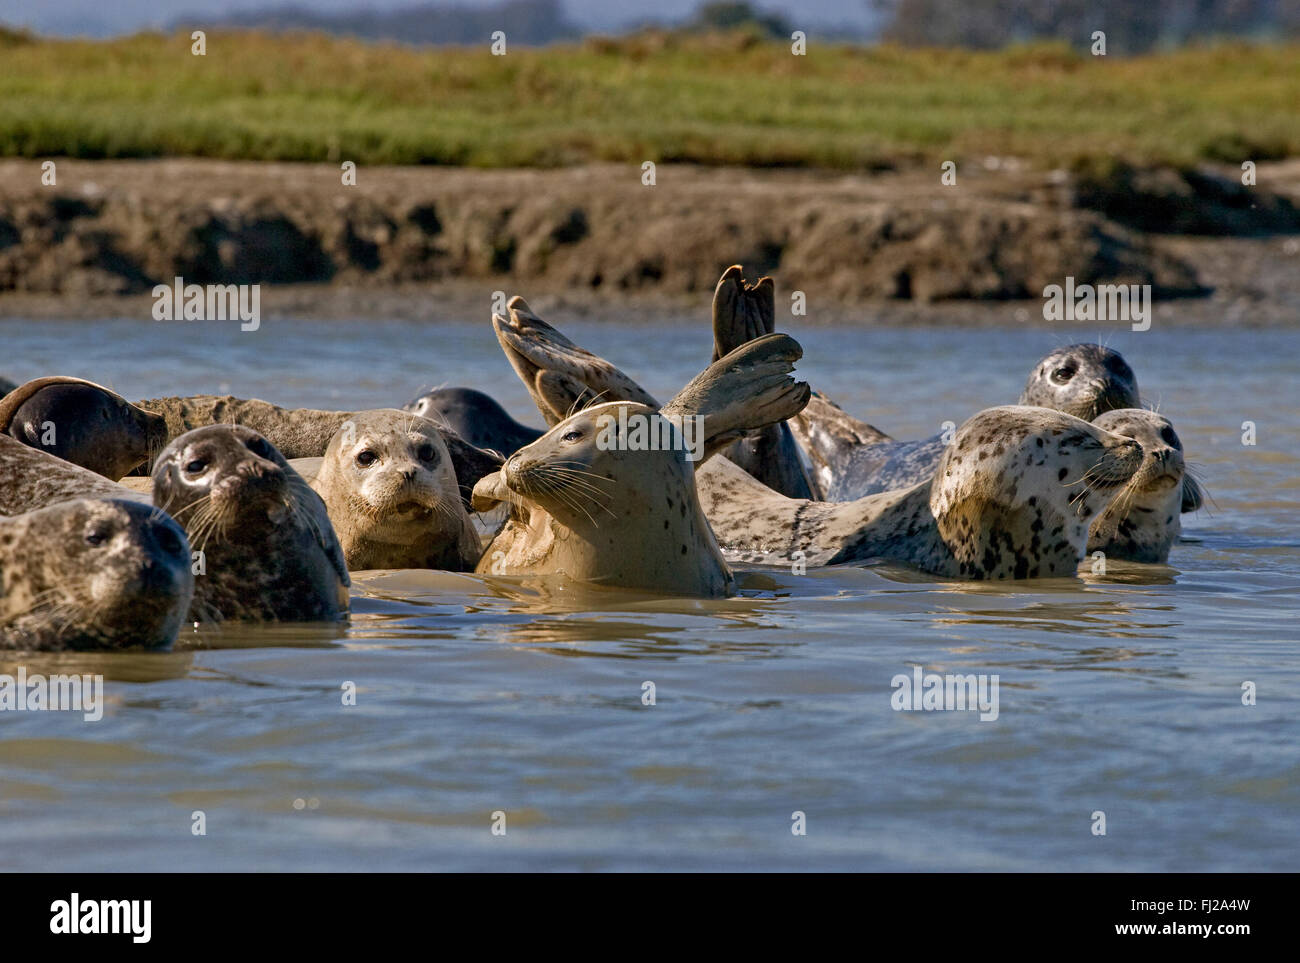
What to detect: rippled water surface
<box><xmin>1</xmin><ymin>315</ymin><xmax>1297</xmax><ymax>871</ymax></box>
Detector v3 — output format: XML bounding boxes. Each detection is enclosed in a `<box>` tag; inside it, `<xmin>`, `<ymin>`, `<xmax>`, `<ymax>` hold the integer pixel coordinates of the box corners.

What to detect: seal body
<box><xmin>474</xmin><ymin>401</ymin><xmax>735</xmax><ymax>597</ymax></box>
<box><xmin>152</xmin><ymin>425</ymin><xmax>350</xmax><ymax>622</ymax></box>
<box><xmin>1087</xmin><ymin>409</ymin><xmax>1197</xmax><ymax>563</ymax></box>
<box><xmin>1</xmin><ymin>377</ymin><xmax>167</xmax><ymax>479</ymax></box>
<box><xmin>790</xmin><ymin>343</ymin><xmax>1143</xmax><ymax>501</ymax></box>
<box><xmin>312</xmin><ymin>409</ymin><xmax>483</xmax><ymax>571</ymax></box>
<box><xmin>403</xmin><ymin>387</ymin><xmax>543</xmax><ymax>456</ymax></box>
<box><xmin>697</xmin><ymin>406</ymin><xmax>1145</xmax><ymax>580</ymax></box>
<box><xmin>1</xmin><ymin>498</ymin><xmax>194</xmax><ymax>651</ymax></box>
<box><xmin>0</xmin><ymin>434</ymin><xmax>132</xmax><ymax>516</ymax></box>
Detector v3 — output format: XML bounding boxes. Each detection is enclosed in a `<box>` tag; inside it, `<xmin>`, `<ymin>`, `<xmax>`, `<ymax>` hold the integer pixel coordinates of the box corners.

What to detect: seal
<box><xmin>695</xmin><ymin>405</ymin><xmax>1145</xmax><ymax>579</ymax></box>
<box><xmin>1086</xmin><ymin>409</ymin><xmax>1202</xmax><ymax>563</ymax></box>
<box><xmin>789</xmin><ymin>342</ymin><xmax>1144</xmax><ymax>500</ymax></box>
<box><xmin>472</xmin><ymin>311</ymin><xmax>811</xmax><ymax>597</ymax></box>
<box><xmin>403</xmin><ymin>387</ymin><xmax>543</xmax><ymax>455</ymax></box>
<box><xmin>135</xmin><ymin>394</ymin><xmax>503</xmax><ymax>508</ymax></box>
<box><xmin>152</xmin><ymin>425</ymin><xmax>350</xmax><ymax>622</ymax></box>
<box><xmin>0</xmin><ymin>377</ymin><xmax>168</xmax><ymax>479</ymax></box>
<box><xmin>1</xmin><ymin>497</ymin><xmax>194</xmax><ymax>651</ymax></box>
<box><xmin>312</xmin><ymin>409</ymin><xmax>483</xmax><ymax>571</ymax></box>
<box><xmin>0</xmin><ymin>434</ymin><xmax>134</xmax><ymax>517</ymax></box>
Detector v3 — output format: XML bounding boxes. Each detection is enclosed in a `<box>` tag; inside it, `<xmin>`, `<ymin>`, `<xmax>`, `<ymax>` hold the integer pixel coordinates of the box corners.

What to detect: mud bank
<box><xmin>0</xmin><ymin>159</ymin><xmax>1297</xmax><ymax>317</ymax></box>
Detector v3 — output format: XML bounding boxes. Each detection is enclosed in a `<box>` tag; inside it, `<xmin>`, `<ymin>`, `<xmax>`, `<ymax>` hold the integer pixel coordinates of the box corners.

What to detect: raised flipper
<box><xmin>492</xmin><ymin>297</ymin><xmax>658</xmax><ymax>425</ymax></box>
<box><xmin>662</xmin><ymin>333</ymin><xmax>811</xmax><ymax>465</ymax></box>
<box><xmin>710</xmin><ymin>266</ymin><xmax>817</xmax><ymax>499</ymax></box>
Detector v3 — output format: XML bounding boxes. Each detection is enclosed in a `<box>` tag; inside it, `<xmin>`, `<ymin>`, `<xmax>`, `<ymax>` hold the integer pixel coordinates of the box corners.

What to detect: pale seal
<box><xmin>1086</xmin><ymin>409</ymin><xmax>1202</xmax><ymax>563</ymax></box>
<box><xmin>0</xmin><ymin>377</ymin><xmax>168</xmax><ymax>479</ymax></box>
<box><xmin>789</xmin><ymin>342</ymin><xmax>1143</xmax><ymax>500</ymax></box>
<box><xmin>135</xmin><ymin>394</ymin><xmax>503</xmax><ymax>507</ymax></box>
<box><xmin>472</xmin><ymin>305</ymin><xmax>811</xmax><ymax>597</ymax></box>
<box><xmin>312</xmin><ymin>409</ymin><xmax>483</xmax><ymax>571</ymax></box>
<box><xmin>152</xmin><ymin>425</ymin><xmax>350</xmax><ymax>622</ymax></box>
<box><xmin>696</xmin><ymin>405</ymin><xmax>1145</xmax><ymax>579</ymax></box>
<box><xmin>1</xmin><ymin>498</ymin><xmax>194</xmax><ymax>651</ymax></box>
<box><xmin>403</xmin><ymin>387</ymin><xmax>543</xmax><ymax>455</ymax></box>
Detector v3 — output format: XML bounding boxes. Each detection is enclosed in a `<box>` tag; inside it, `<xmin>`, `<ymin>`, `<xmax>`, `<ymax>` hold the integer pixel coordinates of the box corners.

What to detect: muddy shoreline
<box><xmin>1</xmin><ymin>159</ymin><xmax>1297</xmax><ymax>324</ymax></box>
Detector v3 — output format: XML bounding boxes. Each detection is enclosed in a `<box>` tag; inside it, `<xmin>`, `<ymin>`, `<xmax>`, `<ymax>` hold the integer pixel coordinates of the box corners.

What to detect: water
<box><xmin>1</xmin><ymin>314</ymin><xmax>1297</xmax><ymax>871</ymax></box>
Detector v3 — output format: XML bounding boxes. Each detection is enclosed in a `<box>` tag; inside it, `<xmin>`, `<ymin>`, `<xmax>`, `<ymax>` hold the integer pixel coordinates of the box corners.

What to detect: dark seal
<box><xmin>403</xmin><ymin>387</ymin><xmax>543</xmax><ymax>456</ymax></box>
<box><xmin>1</xmin><ymin>498</ymin><xmax>194</xmax><ymax>651</ymax></box>
<box><xmin>152</xmin><ymin>425</ymin><xmax>350</xmax><ymax>623</ymax></box>
<box><xmin>0</xmin><ymin>377</ymin><xmax>167</xmax><ymax>480</ymax></box>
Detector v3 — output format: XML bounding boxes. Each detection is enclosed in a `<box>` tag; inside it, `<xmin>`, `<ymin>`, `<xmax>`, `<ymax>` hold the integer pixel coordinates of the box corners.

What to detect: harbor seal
<box><xmin>1</xmin><ymin>498</ymin><xmax>194</xmax><ymax>651</ymax></box>
<box><xmin>312</xmin><ymin>409</ymin><xmax>483</xmax><ymax>571</ymax></box>
<box><xmin>472</xmin><ymin>318</ymin><xmax>811</xmax><ymax>596</ymax></box>
<box><xmin>135</xmin><ymin>394</ymin><xmax>502</xmax><ymax>508</ymax></box>
<box><xmin>695</xmin><ymin>405</ymin><xmax>1145</xmax><ymax>579</ymax></box>
<box><xmin>0</xmin><ymin>377</ymin><xmax>168</xmax><ymax>479</ymax></box>
<box><xmin>1087</xmin><ymin>409</ymin><xmax>1202</xmax><ymax>563</ymax></box>
<box><xmin>403</xmin><ymin>387</ymin><xmax>543</xmax><ymax>455</ymax></box>
<box><xmin>0</xmin><ymin>434</ymin><xmax>135</xmax><ymax>516</ymax></box>
<box><xmin>789</xmin><ymin>342</ymin><xmax>1144</xmax><ymax>500</ymax></box>
<box><xmin>152</xmin><ymin>425</ymin><xmax>350</xmax><ymax>622</ymax></box>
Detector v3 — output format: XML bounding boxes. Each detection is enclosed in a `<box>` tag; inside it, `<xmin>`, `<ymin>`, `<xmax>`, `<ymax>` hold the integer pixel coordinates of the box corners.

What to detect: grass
<box><xmin>0</xmin><ymin>27</ymin><xmax>1297</xmax><ymax>170</ymax></box>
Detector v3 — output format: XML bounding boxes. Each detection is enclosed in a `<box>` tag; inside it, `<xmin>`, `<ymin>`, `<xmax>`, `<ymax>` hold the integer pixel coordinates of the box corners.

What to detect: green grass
<box><xmin>0</xmin><ymin>27</ymin><xmax>1296</xmax><ymax>169</ymax></box>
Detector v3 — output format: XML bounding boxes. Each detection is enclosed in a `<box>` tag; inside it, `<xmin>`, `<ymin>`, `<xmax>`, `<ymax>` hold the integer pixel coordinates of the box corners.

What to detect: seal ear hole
<box><xmin>356</xmin><ymin>450</ymin><xmax>378</xmax><ymax>468</ymax></box>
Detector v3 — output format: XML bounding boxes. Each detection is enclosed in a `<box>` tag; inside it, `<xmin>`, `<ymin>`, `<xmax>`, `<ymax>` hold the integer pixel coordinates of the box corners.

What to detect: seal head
<box><xmin>1018</xmin><ymin>344</ymin><xmax>1140</xmax><ymax>421</ymax></box>
<box><xmin>313</xmin><ymin>409</ymin><xmax>483</xmax><ymax>571</ymax></box>
<box><xmin>0</xmin><ymin>377</ymin><xmax>167</xmax><ymax>479</ymax></box>
<box><xmin>403</xmin><ymin>387</ymin><xmax>543</xmax><ymax>456</ymax></box>
<box><xmin>1</xmin><ymin>498</ymin><xmax>194</xmax><ymax>651</ymax></box>
<box><xmin>152</xmin><ymin>425</ymin><xmax>349</xmax><ymax>622</ymax></box>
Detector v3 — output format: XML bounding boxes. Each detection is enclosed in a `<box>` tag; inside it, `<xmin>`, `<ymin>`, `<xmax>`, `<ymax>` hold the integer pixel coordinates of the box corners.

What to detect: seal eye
<box><xmin>356</xmin><ymin>450</ymin><xmax>377</xmax><ymax>467</ymax></box>
<box><xmin>185</xmin><ymin>459</ymin><xmax>207</xmax><ymax>475</ymax></box>
<box><xmin>84</xmin><ymin>527</ymin><xmax>109</xmax><ymax>547</ymax></box>
<box><xmin>561</xmin><ymin>430</ymin><xmax>582</xmax><ymax>442</ymax></box>
<box><xmin>1159</xmin><ymin>425</ymin><xmax>1179</xmax><ymax>447</ymax></box>
<box><xmin>417</xmin><ymin>444</ymin><xmax>437</xmax><ymax>463</ymax></box>
<box><xmin>1050</xmin><ymin>364</ymin><xmax>1077</xmax><ymax>385</ymax></box>
<box><xmin>245</xmin><ymin>437</ymin><xmax>273</xmax><ymax>458</ymax></box>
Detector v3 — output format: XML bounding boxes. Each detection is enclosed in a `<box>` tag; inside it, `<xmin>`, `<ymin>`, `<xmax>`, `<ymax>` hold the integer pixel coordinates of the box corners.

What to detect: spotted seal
<box><xmin>403</xmin><ymin>387</ymin><xmax>543</xmax><ymax>456</ymax></box>
<box><xmin>152</xmin><ymin>425</ymin><xmax>350</xmax><ymax>622</ymax></box>
<box><xmin>0</xmin><ymin>377</ymin><xmax>168</xmax><ymax>479</ymax></box>
<box><xmin>696</xmin><ymin>405</ymin><xmax>1145</xmax><ymax>579</ymax></box>
<box><xmin>1</xmin><ymin>498</ymin><xmax>194</xmax><ymax>651</ymax></box>
<box><xmin>472</xmin><ymin>310</ymin><xmax>811</xmax><ymax>597</ymax></box>
<box><xmin>1086</xmin><ymin>409</ymin><xmax>1202</xmax><ymax>563</ymax></box>
<box><xmin>312</xmin><ymin>409</ymin><xmax>483</xmax><ymax>571</ymax></box>
<box><xmin>135</xmin><ymin>393</ymin><xmax>502</xmax><ymax>507</ymax></box>
<box><xmin>788</xmin><ymin>343</ymin><xmax>1143</xmax><ymax>501</ymax></box>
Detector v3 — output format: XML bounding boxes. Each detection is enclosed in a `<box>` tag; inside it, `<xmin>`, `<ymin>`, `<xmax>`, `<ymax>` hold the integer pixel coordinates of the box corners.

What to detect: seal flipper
<box><xmin>661</xmin><ymin>333</ymin><xmax>811</xmax><ymax>465</ymax></box>
<box><xmin>709</xmin><ymin>266</ymin><xmax>816</xmax><ymax>499</ymax></box>
<box><xmin>493</xmin><ymin>297</ymin><xmax>658</xmax><ymax>425</ymax></box>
